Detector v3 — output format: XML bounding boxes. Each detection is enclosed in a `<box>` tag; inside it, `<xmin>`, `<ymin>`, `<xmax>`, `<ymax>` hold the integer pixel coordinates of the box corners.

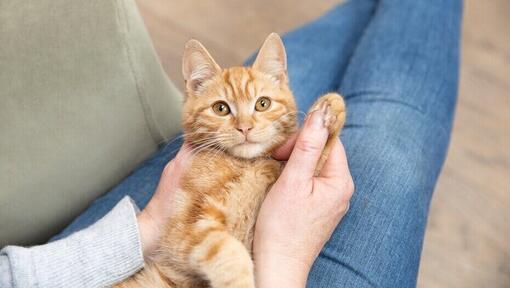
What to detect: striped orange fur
<box><xmin>115</xmin><ymin>33</ymin><xmax>345</xmax><ymax>288</ymax></box>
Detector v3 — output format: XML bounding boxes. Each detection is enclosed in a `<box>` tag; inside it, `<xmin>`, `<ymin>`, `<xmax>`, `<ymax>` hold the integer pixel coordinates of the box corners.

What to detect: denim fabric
<box><xmin>52</xmin><ymin>0</ymin><xmax>462</xmax><ymax>286</ymax></box>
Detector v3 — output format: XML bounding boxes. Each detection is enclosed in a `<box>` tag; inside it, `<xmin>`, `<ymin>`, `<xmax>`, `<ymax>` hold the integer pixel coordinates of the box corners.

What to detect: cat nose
<box><xmin>236</xmin><ymin>124</ymin><xmax>253</xmax><ymax>135</ymax></box>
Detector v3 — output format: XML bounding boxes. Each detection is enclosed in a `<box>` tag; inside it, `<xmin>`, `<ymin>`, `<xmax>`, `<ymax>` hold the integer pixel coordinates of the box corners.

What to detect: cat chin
<box><xmin>228</xmin><ymin>142</ymin><xmax>268</xmax><ymax>159</ymax></box>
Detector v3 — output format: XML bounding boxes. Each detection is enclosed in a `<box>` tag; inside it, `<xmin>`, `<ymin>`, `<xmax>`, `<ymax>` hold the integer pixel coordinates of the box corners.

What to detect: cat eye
<box><xmin>212</xmin><ymin>101</ymin><xmax>230</xmax><ymax>116</ymax></box>
<box><xmin>255</xmin><ymin>97</ymin><xmax>271</xmax><ymax>112</ymax></box>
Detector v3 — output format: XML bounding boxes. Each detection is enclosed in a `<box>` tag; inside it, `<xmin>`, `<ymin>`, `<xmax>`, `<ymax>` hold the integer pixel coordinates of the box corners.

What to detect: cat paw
<box><xmin>309</xmin><ymin>93</ymin><xmax>346</xmax><ymax>135</ymax></box>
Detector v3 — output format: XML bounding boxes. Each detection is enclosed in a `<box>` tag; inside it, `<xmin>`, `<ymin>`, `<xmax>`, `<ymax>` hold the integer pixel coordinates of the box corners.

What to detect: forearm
<box><xmin>0</xmin><ymin>197</ymin><xmax>144</xmax><ymax>288</ymax></box>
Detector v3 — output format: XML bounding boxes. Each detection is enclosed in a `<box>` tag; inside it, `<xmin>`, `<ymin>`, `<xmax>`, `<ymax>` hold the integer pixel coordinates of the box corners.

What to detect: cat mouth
<box><xmin>236</xmin><ymin>139</ymin><xmax>259</xmax><ymax>146</ymax></box>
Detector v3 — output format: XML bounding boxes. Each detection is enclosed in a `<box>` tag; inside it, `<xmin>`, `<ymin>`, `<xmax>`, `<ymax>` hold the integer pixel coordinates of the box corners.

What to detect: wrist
<box><xmin>255</xmin><ymin>252</ymin><xmax>310</xmax><ymax>288</ymax></box>
<box><xmin>137</xmin><ymin>208</ymin><xmax>163</xmax><ymax>257</ymax></box>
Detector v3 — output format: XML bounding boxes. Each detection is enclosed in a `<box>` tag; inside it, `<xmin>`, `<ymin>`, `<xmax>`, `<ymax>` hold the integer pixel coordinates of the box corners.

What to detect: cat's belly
<box><xmin>224</xmin><ymin>165</ymin><xmax>276</xmax><ymax>250</ymax></box>
<box><xmin>181</xmin><ymin>151</ymin><xmax>282</xmax><ymax>251</ymax></box>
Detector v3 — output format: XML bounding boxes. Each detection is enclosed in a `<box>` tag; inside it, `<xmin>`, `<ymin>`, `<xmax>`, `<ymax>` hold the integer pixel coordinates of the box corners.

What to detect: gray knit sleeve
<box><xmin>0</xmin><ymin>196</ymin><xmax>144</xmax><ymax>288</ymax></box>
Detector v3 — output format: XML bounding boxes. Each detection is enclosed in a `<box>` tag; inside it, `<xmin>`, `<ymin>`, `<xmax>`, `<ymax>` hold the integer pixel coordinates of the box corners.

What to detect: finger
<box><xmin>172</xmin><ymin>143</ymin><xmax>193</xmax><ymax>167</ymax></box>
<box><xmin>162</xmin><ymin>143</ymin><xmax>193</xmax><ymax>181</ymax></box>
<box><xmin>316</xmin><ymin>139</ymin><xmax>354</xmax><ymax>205</ymax></box>
<box><xmin>318</xmin><ymin>138</ymin><xmax>350</xmax><ymax>180</ymax></box>
<box><xmin>281</xmin><ymin>110</ymin><xmax>328</xmax><ymax>180</ymax></box>
<box><xmin>271</xmin><ymin>132</ymin><xmax>298</xmax><ymax>160</ymax></box>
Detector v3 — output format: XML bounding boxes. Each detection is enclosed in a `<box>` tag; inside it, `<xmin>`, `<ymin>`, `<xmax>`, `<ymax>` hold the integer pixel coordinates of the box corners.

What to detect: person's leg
<box><xmin>50</xmin><ymin>138</ymin><xmax>183</xmax><ymax>241</ymax></box>
<box><xmin>247</xmin><ymin>0</ymin><xmax>377</xmax><ymax>113</ymax></box>
<box><xmin>307</xmin><ymin>0</ymin><xmax>463</xmax><ymax>287</ymax></box>
<box><xmin>52</xmin><ymin>0</ymin><xmax>377</xmax><ymax>241</ymax></box>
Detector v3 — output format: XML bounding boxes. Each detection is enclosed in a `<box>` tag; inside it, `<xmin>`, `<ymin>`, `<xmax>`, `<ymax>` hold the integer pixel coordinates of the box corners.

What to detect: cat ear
<box><xmin>252</xmin><ymin>33</ymin><xmax>287</xmax><ymax>84</ymax></box>
<box><xmin>182</xmin><ymin>39</ymin><xmax>221</xmax><ymax>93</ymax></box>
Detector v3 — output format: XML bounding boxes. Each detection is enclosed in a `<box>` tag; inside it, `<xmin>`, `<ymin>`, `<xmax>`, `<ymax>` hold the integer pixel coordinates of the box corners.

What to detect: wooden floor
<box><xmin>136</xmin><ymin>1</ymin><xmax>510</xmax><ymax>287</ymax></box>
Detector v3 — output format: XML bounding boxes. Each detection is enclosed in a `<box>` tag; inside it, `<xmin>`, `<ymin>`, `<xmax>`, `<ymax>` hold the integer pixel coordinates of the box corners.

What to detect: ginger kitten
<box><xmin>116</xmin><ymin>33</ymin><xmax>345</xmax><ymax>288</ymax></box>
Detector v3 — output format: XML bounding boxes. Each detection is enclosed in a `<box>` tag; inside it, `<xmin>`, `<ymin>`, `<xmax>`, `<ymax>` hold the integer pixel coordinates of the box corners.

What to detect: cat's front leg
<box><xmin>189</xmin><ymin>222</ymin><xmax>255</xmax><ymax>288</ymax></box>
<box><xmin>308</xmin><ymin>93</ymin><xmax>346</xmax><ymax>175</ymax></box>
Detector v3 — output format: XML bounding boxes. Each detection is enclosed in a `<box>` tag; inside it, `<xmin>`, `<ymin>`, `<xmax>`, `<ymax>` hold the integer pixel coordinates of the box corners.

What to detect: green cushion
<box><xmin>0</xmin><ymin>0</ymin><xmax>183</xmax><ymax>246</ymax></box>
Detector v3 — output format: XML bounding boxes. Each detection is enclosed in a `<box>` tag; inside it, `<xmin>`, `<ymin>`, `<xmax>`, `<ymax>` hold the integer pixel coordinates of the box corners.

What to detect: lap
<box><xmin>53</xmin><ymin>1</ymin><xmax>461</xmax><ymax>287</ymax></box>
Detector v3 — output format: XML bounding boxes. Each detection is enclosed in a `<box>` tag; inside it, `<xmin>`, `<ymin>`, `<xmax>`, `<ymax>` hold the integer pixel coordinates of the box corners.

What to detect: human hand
<box><xmin>137</xmin><ymin>144</ymin><xmax>192</xmax><ymax>256</ymax></box>
<box><xmin>254</xmin><ymin>110</ymin><xmax>354</xmax><ymax>288</ymax></box>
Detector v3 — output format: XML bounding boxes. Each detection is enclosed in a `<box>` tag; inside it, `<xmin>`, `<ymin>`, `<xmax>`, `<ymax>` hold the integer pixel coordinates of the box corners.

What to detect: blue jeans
<box><xmin>52</xmin><ymin>0</ymin><xmax>462</xmax><ymax>287</ymax></box>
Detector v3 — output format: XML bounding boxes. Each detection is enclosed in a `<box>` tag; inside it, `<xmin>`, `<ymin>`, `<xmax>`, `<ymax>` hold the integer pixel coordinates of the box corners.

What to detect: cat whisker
<box><xmin>160</xmin><ymin>131</ymin><xmax>224</xmax><ymax>151</ymax></box>
<box><xmin>160</xmin><ymin>133</ymin><xmax>187</xmax><ymax>150</ymax></box>
<box><xmin>165</xmin><ymin>109</ymin><xmax>301</xmax><ymax>158</ymax></box>
<box><xmin>190</xmin><ymin>137</ymin><xmax>234</xmax><ymax>148</ymax></box>
<box><xmin>191</xmin><ymin>143</ymin><xmax>226</xmax><ymax>158</ymax></box>
<box><xmin>164</xmin><ymin>135</ymin><xmax>226</xmax><ymax>157</ymax></box>
<box><xmin>188</xmin><ymin>142</ymin><xmax>218</xmax><ymax>156</ymax></box>
<box><xmin>208</xmin><ymin>144</ymin><xmax>227</xmax><ymax>160</ymax></box>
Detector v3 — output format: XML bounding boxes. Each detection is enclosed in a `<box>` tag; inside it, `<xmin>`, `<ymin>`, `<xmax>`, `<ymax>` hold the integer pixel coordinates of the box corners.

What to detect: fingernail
<box><xmin>308</xmin><ymin>110</ymin><xmax>325</xmax><ymax>129</ymax></box>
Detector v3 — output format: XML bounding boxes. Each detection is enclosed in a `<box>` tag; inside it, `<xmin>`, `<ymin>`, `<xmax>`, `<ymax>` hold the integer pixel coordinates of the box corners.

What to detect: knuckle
<box><xmin>345</xmin><ymin>178</ymin><xmax>355</xmax><ymax>197</ymax></box>
<box><xmin>337</xmin><ymin>177</ymin><xmax>354</xmax><ymax>204</ymax></box>
<box><xmin>343</xmin><ymin>178</ymin><xmax>355</xmax><ymax>202</ymax></box>
<box><xmin>162</xmin><ymin>161</ymin><xmax>175</xmax><ymax>177</ymax></box>
<box><xmin>341</xmin><ymin>201</ymin><xmax>350</xmax><ymax>214</ymax></box>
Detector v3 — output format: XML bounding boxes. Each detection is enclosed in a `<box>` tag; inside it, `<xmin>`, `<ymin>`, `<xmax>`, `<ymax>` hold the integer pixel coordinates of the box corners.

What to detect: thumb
<box><xmin>281</xmin><ymin>110</ymin><xmax>328</xmax><ymax>180</ymax></box>
<box><xmin>160</xmin><ymin>143</ymin><xmax>192</xmax><ymax>187</ymax></box>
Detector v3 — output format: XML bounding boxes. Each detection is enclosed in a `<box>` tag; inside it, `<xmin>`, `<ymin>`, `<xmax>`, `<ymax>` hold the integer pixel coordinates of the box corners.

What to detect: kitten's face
<box><xmin>181</xmin><ymin>34</ymin><xmax>297</xmax><ymax>159</ymax></box>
